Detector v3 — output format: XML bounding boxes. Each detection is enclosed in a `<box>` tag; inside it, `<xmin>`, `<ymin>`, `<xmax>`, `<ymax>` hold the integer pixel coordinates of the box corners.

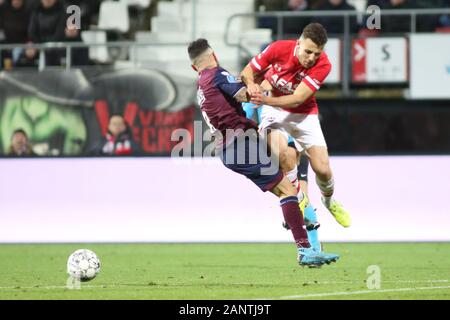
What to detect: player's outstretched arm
<box><xmin>233</xmin><ymin>87</ymin><xmax>250</xmax><ymax>103</ymax></box>
<box><xmin>240</xmin><ymin>65</ymin><xmax>262</xmax><ymax>96</ymax></box>
<box><xmin>250</xmin><ymin>82</ymin><xmax>314</xmax><ymax>109</ymax></box>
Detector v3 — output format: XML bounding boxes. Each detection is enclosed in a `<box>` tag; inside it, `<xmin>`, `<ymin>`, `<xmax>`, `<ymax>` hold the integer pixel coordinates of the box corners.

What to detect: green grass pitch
<box><xmin>0</xmin><ymin>243</ymin><xmax>449</xmax><ymax>300</ymax></box>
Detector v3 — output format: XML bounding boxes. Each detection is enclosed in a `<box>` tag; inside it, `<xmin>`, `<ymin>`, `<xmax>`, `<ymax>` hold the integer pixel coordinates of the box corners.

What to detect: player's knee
<box><xmin>282</xmin><ymin>184</ymin><xmax>298</xmax><ymax>198</ymax></box>
<box><xmin>275</xmin><ymin>177</ymin><xmax>298</xmax><ymax>198</ymax></box>
<box><xmin>314</xmin><ymin>164</ymin><xmax>332</xmax><ymax>180</ymax></box>
<box><xmin>312</xmin><ymin>157</ymin><xmax>330</xmax><ymax>175</ymax></box>
<box><xmin>315</xmin><ymin>164</ymin><xmax>332</xmax><ymax>180</ymax></box>
<box><xmin>279</xmin><ymin>150</ymin><xmax>293</xmax><ymax>171</ymax></box>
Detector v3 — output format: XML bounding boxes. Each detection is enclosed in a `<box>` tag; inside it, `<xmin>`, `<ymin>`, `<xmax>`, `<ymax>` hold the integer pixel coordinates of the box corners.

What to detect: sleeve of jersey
<box><xmin>249</xmin><ymin>43</ymin><xmax>275</xmax><ymax>74</ymax></box>
<box><xmin>302</xmin><ymin>63</ymin><xmax>331</xmax><ymax>92</ymax></box>
<box><xmin>214</xmin><ymin>70</ymin><xmax>246</xmax><ymax>98</ymax></box>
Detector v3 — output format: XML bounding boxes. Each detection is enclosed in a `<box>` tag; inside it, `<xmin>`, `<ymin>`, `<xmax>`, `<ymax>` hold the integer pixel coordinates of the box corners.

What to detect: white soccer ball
<box><xmin>67</xmin><ymin>249</ymin><xmax>101</xmax><ymax>282</ymax></box>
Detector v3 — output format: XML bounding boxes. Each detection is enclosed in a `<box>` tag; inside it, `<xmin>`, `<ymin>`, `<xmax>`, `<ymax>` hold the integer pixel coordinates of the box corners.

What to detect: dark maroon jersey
<box><xmin>197</xmin><ymin>67</ymin><xmax>258</xmax><ymax>146</ymax></box>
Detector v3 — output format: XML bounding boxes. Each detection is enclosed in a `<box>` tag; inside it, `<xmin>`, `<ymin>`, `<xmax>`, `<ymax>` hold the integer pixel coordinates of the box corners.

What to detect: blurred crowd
<box><xmin>5</xmin><ymin>105</ymin><xmax>448</xmax><ymax>156</ymax></box>
<box><xmin>0</xmin><ymin>0</ymin><xmax>156</xmax><ymax>69</ymax></box>
<box><xmin>1</xmin><ymin>0</ymin><xmax>449</xmax><ymax>69</ymax></box>
<box><xmin>256</xmin><ymin>0</ymin><xmax>450</xmax><ymax>37</ymax></box>
<box><xmin>0</xmin><ymin>0</ymin><xmax>102</xmax><ymax>68</ymax></box>
<box><xmin>1</xmin><ymin>0</ymin><xmax>450</xmax><ymax>157</ymax></box>
<box><xmin>6</xmin><ymin>114</ymin><xmax>140</xmax><ymax>157</ymax></box>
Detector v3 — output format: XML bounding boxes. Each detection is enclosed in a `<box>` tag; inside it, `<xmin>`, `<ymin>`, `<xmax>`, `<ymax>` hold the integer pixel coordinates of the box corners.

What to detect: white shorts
<box><xmin>259</xmin><ymin>105</ymin><xmax>327</xmax><ymax>153</ymax></box>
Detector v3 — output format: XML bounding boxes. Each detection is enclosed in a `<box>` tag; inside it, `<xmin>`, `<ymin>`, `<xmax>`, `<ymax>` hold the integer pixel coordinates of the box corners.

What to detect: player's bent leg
<box><xmin>268</xmin><ymin>132</ymin><xmax>301</xmax><ymax>195</ymax></box>
<box><xmin>284</xmin><ymin>146</ymin><xmax>301</xmax><ymax>193</ymax></box>
<box><xmin>281</xmin><ymin>147</ymin><xmax>300</xmax><ymax>229</ymax></box>
<box><xmin>281</xmin><ymin>153</ymin><xmax>322</xmax><ymax>251</ymax></box>
<box><xmin>271</xmin><ymin>176</ymin><xmax>310</xmax><ymax>249</ymax></box>
<box><xmin>259</xmin><ymin>106</ymin><xmax>298</xmax><ymax>188</ymax></box>
<box><xmin>279</xmin><ymin>142</ymin><xmax>322</xmax><ymax>251</ymax></box>
<box><xmin>284</xmin><ymin>145</ymin><xmax>299</xmax><ymax>173</ymax></box>
<box><xmin>303</xmin><ymin>202</ymin><xmax>321</xmax><ymax>252</ymax></box>
<box><xmin>285</xmin><ymin>192</ymin><xmax>322</xmax><ymax>252</ymax></box>
<box><xmin>299</xmin><ymin>160</ymin><xmax>321</xmax><ymax>251</ymax></box>
<box><xmin>297</xmin><ymin>155</ymin><xmax>310</xmax><ymax>213</ymax></box>
<box><xmin>257</xmin><ymin>111</ymin><xmax>339</xmax><ymax>265</ymax></box>
<box><xmin>218</xmin><ymin>134</ymin><xmax>322</xmax><ymax>260</ymax></box>
<box><xmin>307</xmin><ymin>146</ymin><xmax>332</xmax><ymax>182</ymax></box>
<box><xmin>307</xmin><ymin>146</ymin><xmax>351</xmax><ymax>228</ymax></box>
<box><xmin>271</xmin><ymin>178</ymin><xmax>339</xmax><ymax>267</ymax></box>
<box><xmin>267</xmin><ymin>130</ymin><xmax>290</xmax><ymax>171</ymax></box>
<box><xmin>242</xmin><ymin>102</ymin><xmax>256</xmax><ymax>120</ymax></box>
<box><xmin>268</xmin><ymin>130</ymin><xmax>301</xmax><ymax>193</ymax></box>
<box><xmin>298</xmin><ymin>154</ymin><xmax>310</xmax><ymax>190</ymax></box>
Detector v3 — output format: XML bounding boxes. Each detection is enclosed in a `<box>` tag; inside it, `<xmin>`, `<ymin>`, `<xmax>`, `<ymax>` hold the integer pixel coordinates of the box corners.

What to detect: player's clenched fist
<box><xmin>246</xmin><ymin>83</ymin><xmax>263</xmax><ymax>97</ymax></box>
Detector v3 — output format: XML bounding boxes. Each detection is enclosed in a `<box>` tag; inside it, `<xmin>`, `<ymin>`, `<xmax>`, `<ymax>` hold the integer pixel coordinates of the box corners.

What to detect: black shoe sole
<box><xmin>299</xmin><ymin>258</ymin><xmax>338</xmax><ymax>268</ymax></box>
<box><xmin>283</xmin><ymin>222</ymin><xmax>321</xmax><ymax>231</ymax></box>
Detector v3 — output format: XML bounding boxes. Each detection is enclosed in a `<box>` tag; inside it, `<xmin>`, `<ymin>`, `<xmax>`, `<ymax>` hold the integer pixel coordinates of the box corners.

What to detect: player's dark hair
<box><xmin>188</xmin><ymin>38</ymin><xmax>211</xmax><ymax>61</ymax></box>
<box><xmin>12</xmin><ymin>128</ymin><xmax>28</xmax><ymax>138</ymax></box>
<box><xmin>108</xmin><ymin>113</ymin><xmax>132</xmax><ymax>136</ymax></box>
<box><xmin>301</xmin><ymin>23</ymin><xmax>328</xmax><ymax>47</ymax></box>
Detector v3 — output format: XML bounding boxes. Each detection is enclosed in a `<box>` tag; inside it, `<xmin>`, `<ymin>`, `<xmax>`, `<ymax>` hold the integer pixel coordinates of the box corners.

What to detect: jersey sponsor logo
<box><xmin>270</xmin><ymin>74</ymin><xmax>299</xmax><ymax>94</ymax></box>
<box><xmin>221</xmin><ymin>71</ymin><xmax>238</xmax><ymax>83</ymax></box>
<box><xmin>295</xmin><ymin>71</ymin><xmax>306</xmax><ymax>81</ymax></box>
<box><xmin>274</xmin><ymin>63</ymin><xmax>282</xmax><ymax>72</ymax></box>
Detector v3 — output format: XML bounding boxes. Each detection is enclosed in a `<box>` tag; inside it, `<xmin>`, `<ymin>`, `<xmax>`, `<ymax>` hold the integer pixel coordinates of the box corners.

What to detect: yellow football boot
<box><xmin>322</xmin><ymin>198</ymin><xmax>351</xmax><ymax>228</ymax></box>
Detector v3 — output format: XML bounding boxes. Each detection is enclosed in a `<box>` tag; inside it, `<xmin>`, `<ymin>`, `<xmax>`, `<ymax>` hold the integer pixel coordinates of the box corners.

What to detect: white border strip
<box><xmin>251</xmin><ymin>58</ymin><xmax>262</xmax><ymax>71</ymax></box>
<box><xmin>305</xmin><ymin>75</ymin><xmax>320</xmax><ymax>90</ymax></box>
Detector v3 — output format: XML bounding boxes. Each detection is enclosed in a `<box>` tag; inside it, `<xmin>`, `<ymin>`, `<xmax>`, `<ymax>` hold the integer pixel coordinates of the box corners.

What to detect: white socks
<box><xmin>286</xmin><ymin>167</ymin><xmax>300</xmax><ymax>193</ymax></box>
<box><xmin>316</xmin><ymin>176</ymin><xmax>334</xmax><ymax>206</ymax></box>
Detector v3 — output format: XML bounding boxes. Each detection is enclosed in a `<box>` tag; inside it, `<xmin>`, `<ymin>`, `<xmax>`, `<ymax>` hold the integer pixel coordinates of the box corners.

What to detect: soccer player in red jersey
<box><xmin>240</xmin><ymin>23</ymin><xmax>351</xmax><ymax>228</ymax></box>
<box><xmin>188</xmin><ymin>38</ymin><xmax>339</xmax><ymax>267</ymax></box>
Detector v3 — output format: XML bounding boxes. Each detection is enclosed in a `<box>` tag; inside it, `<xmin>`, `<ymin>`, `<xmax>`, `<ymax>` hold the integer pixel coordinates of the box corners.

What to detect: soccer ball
<box><xmin>67</xmin><ymin>249</ymin><xmax>101</xmax><ymax>282</ymax></box>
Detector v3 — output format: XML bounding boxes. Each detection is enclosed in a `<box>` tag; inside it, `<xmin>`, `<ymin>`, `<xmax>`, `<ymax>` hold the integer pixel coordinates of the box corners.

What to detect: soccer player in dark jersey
<box><xmin>188</xmin><ymin>38</ymin><xmax>339</xmax><ymax>267</ymax></box>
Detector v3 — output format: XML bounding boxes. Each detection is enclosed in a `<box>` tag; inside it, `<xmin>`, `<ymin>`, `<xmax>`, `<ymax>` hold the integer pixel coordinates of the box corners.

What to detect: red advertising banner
<box><xmin>352</xmin><ymin>37</ymin><xmax>408</xmax><ymax>84</ymax></box>
<box><xmin>0</xmin><ymin>67</ymin><xmax>198</xmax><ymax>156</ymax></box>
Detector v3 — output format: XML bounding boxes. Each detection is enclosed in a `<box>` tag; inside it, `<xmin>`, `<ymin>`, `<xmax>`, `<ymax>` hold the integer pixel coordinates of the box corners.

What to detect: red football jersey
<box><xmin>249</xmin><ymin>40</ymin><xmax>331</xmax><ymax>114</ymax></box>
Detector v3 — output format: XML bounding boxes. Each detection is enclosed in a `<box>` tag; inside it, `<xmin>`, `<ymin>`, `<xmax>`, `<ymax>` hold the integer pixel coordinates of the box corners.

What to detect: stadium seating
<box><xmin>347</xmin><ymin>0</ymin><xmax>367</xmax><ymax>13</ymax></box>
<box><xmin>239</xmin><ymin>28</ymin><xmax>272</xmax><ymax>56</ymax></box>
<box><xmin>120</xmin><ymin>0</ymin><xmax>152</xmax><ymax>8</ymax></box>
<box><xmin>81</xmin><ymin>30</ymin><xmax>110</xmax><ymax>63</ymax></box>
<box><xmin>131</xmin><ymin>0</ymin><xmax>272</xmax><ymax>78</ymax></box>
<box><xmin>98</xmin><ymin>0</ymin><xmax>130</xmax><ymax>33</ymax></box>
<box><xmin>151</xmin><ymin>16</ymin><xmax>186</xmax><ymax>33</ymax></box>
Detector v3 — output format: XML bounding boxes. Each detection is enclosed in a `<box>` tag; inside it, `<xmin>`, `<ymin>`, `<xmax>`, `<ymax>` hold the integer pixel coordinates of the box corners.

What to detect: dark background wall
<box><xmin>319</xmin><ymin>98</ymin><xmax>450</xmax><ymax>155</ymax></box>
